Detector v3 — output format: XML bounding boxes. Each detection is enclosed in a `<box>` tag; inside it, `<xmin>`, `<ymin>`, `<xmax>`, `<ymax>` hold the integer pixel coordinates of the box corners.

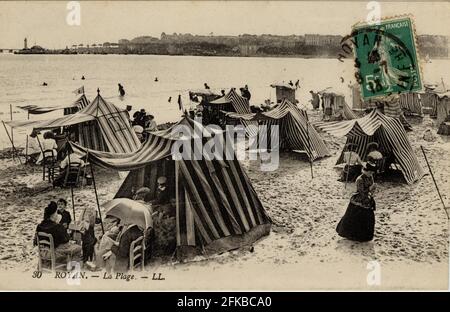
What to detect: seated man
<box><xmin>35</xmin><ymin>201</ymin><xmax>82</xmax><ymax>261</ymax></box>
<box><xmin>53</xmin><ymin>152</ymin><xmax>85</xmax><ymax>187</ymax></box>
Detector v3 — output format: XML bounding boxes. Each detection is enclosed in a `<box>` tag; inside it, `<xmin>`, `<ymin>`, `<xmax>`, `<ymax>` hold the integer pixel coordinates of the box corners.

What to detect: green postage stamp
<box><xmin>352</xmin><ymin>17</ymin><xmax>422</xmax><ymax>99</ymax></box>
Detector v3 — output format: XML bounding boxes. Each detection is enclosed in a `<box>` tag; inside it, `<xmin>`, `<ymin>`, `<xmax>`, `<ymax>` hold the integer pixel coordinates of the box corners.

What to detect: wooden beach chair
<box><xmin>42</xmin><ymin>149</ymin><xmax>57</xmax><ymax>182</ymax></box>
<box><xmin>62</xmin><ymin>162</ymin><xmax>82</xmax><ymax>188</ymax></box>
<box><xmin>129</xmin><ymin>236</ymin><xmax>145</xmax><ymax>271</ymax></box>
<box><xmin>36</xmin><ymin>232</ymin><xmax>67</xmax><ymax>273</ymax></box>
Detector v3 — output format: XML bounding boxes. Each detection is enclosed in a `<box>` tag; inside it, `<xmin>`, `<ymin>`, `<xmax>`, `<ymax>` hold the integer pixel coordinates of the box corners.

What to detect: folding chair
<box><xmin>42</xmin><ymin>150</ymin><xmax>57</xmax><ymax>182</ymax></box>
<box><xmin>129</xmin><ymin>236</ymin><xmax>145</xmax><ymax>271</ymax></box>
<box><xmin>36</xmin><ymin>232</ymin><xmax>67</xmax><ymax>272</ymax></box>
<box><xmin>62</xmin><ymin>162</ymin><xmax>82</xmax><ymax>188</ymax></box>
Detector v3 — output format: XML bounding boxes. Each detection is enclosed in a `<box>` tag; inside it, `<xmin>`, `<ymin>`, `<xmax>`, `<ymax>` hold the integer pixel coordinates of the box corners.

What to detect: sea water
<box><xmin>0</xmin><ymin>53</ymin><xmax>448</xmax><ymax>149</ymax></box>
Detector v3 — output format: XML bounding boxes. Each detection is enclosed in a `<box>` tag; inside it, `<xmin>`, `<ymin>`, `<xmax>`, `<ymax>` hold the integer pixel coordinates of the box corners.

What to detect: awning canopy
<box><xmin>189</xmin><ymin>89</ymin><xmax>219</xmax><ymax>96</ymax></box>
<box><xmin>270</xmin><ymin>82</ymin><xmax>295</xmax><ymax>90</ymax></box>
<box><xmin>5</xmin><ymin>113</ymin><xmax>95</xmax><ymax>130</ymax></box>
<box><xmin>17</xmin><ymin>94</ymin><xmax>89</xmax><ymax>115</ymax></box>
<box><xmin>209</xmin><ymin>96</ymin><xmax>232</xmax><ymax>105</ymax></box>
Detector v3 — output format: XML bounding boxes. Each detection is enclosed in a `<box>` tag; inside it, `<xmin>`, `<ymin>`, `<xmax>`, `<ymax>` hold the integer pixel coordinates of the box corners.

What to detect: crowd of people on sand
<box><xmin>34</xmin><ymin>173</ymin><xmax>174</xmax><ymax>272</ymax></box>
<box><xmin>131</xmin><ymin>109</ymin><xmax>158</xmax><ymax>142</ymax></box>
<box><xmin>15</xmin><ymin>77</ymin><xmax>422</xmax><ymax>273</ymax></box>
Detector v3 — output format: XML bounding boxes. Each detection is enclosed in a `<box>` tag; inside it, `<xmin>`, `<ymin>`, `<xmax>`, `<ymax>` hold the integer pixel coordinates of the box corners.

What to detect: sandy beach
<box><xmin>0</xmin><ymin>110</ymin><xmax>448</xmax><ymax>290</ymax></box>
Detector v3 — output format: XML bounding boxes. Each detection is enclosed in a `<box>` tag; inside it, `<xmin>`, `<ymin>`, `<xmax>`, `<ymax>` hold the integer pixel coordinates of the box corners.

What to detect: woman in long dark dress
<box><xmin>336</xmin><ymin>162</ymin><xmax>377</xmax><ymax>242</ymax></box>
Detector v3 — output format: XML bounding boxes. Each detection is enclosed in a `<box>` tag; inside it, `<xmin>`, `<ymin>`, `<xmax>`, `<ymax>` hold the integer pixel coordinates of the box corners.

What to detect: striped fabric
<box><xmin>6</xmin><ymin>113</ymin><xmax>95</xmax><ymax>129</ymax></box>
<box><xmin>70</xmin><ymin>117</ymin><xmax>219</xmax><ymax>170</ymax></box>
<box><xmin>314</xmin><ymin>109</ymin><xmax>425</xmax><ymax>184</ymax></box>
<box><xmin>78</xmin><ymin>121</ymin><xmax>107</xmax><ymax>152</ymax></box>
<box><xmin>322</xmin><ymin>92</ymin><xmax>357</xmax><ymax>120</ymax></box>
<box><xmin>70</xmin><ymin>117</ymin><xmax>271</xmax><ymax>257</ymax></box>
<box><xmin>226</xmin><ymin>100</ymin><xmax>330</xmax><ymax>161</ymax></box>
<box><xmin>420</xmin><ymin>92</ymin><xmax>439</xmax><ymax>118</ymax></box>
<box><xmin>399</xmin><ymin>93</ymin><xmax>423</xmax><ymax>117</ymax></box>
<box><xmin>436</xmin><ymin>95</ymin><xmax>450</xmax><ymax>126</ymax></box>
<box><xmin>342</xmin><ymin>101</ymin><xmax>359</xmax><ymax>120</ymax></box>
<box><xmin>17</xmin><ymin>94</ymin><xmax>90</xmax><ymax>115</ymax></box>
<box><xmin>224</xmin><ymin>89</ymin><xmax>258</xmax><ymax>137</ymax></box>
<box><xmin>78</xmin><ymin>94</ymin><xmax>141</xmax><ymax>153</ymax></box>
<box><xmin>64</xmin><ymin>94</ymin><xmax>90</xmax><ymax>115</ymax></box>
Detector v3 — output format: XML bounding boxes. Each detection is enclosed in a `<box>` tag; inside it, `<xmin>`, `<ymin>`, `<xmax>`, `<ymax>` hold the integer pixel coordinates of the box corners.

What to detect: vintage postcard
<box><xmin>0</xmin><ymin>1</ymin><xmax>449</xmax><ymax>292</ymax></box>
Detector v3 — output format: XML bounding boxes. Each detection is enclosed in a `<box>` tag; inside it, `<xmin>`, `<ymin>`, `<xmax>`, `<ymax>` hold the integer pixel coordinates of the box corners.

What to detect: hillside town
<box><xmin>9</xmin><ymin>33</ymin><xmax>450</xmax><ymax>58</ymax></box>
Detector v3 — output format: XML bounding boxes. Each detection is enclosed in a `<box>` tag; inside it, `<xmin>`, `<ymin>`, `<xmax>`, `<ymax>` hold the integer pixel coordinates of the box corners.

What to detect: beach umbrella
<box><xmin>102</xmin><ymin>198</ymin><xmax>153</xmax><ymax>229</ymax></box>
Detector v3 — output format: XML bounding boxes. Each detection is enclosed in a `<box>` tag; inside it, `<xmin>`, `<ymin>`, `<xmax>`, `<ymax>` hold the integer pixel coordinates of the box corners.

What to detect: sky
<box><xmin>1</xmin><ymin>1</ymin><xmax>449</xmax><ymax>49</ymax></box>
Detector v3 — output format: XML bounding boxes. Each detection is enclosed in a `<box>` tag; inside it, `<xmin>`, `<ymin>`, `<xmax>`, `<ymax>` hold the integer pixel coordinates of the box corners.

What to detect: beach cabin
<box><xmin>270</xmin><ymin>83</ymin><xmax>296</xmax><ymax>104</ymax></box>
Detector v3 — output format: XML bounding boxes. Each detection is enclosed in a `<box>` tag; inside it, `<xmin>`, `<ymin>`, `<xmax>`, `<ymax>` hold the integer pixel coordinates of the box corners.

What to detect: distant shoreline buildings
<box><xmin>4</xmin><ymin>33</ymin><xmax>449</xmax><ymax>58</ymax></box>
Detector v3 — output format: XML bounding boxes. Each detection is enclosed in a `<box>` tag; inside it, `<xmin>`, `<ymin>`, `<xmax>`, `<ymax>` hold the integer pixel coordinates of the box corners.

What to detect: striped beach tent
<box><xmin>420</xmin><ymin>92</ymin><xmax>439</xmax><ymax>118</ymax></box>
<box><xmin>208</xmin><ymin>88</ymin><xmax>258</xmax><ymax>137</ymax></box>
<box><xmin>64</xmin><ymin>94</ymin><xmax>90</xmax><ymax>115</ymax></box>
<box><xmin>76</xmin><ymin>93</ymin><xmax>141</xmax><ymax>153</ymax></box>
<box><xmin>399</xmin><ymin>93</ymin><xmax>423</xmax><ymax>117</ymax></box>
<box><xmin>436</xmin><ymin>93</ymin><xmax>450</xmax><ymax>127</ymax></box>
<box><xmin>70</xmin><ymin>116</ymin><xmax>271</xmax><ymax>260</ymax></box>
<box><xmin>314</xmin><ymin>109</ymin><xmax>425</xmax><ymax>184</ymax></box>
<box><xmin>226</xmin><ymin>99</ymin><xmax>330</xmax><ymax>161</ymax></box>
<box><xmin>7</xmin><ymin>93</ymin><xmax>141</xmax><ymax>154</ymax></box>
<box><xmin>321</xmin><ymin>91</ymin><xmax>357</xmax><ymax>121</ymax></box>
<box><xmin>17</xmin><ymin>94</ymin><xmax>90</xmax><ymax>115</ymax></box>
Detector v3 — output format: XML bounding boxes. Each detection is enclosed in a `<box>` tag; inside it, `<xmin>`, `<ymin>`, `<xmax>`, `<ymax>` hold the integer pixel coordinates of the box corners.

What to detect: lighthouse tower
<box><xmin>24</xmin><ymin>38</ymin><xmax>28</xmax><ymax>49</ymax></box>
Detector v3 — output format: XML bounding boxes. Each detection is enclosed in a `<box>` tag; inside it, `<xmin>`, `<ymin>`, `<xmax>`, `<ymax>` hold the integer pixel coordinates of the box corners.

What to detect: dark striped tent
<box><xmin>17</xmin><ymin>94</ymin><xmax>90</xmax><ymax>115</ymax></box>
<box><xmin>226</xmin><ymin>99</ymin><xmax>330</xmax><ymax>161</ymax></box>
<box><xmin>208</xmin><ymin>88</ymin><xmax>258</xmax><ymax>137</ymax></box>
<box><xmin>420</xmin><ymin>92</ymin><xmax>439</xmax><ymax>118</ymax></box>
<box><xmin>321</xmin><ymin>91</ymin><xmax>358</xmax><ymax>121</ymax></box>
<box><xmin>64</xmin><ymin>94</ymin><xmax>90</xmax><ymax>115</ymax></box>
<box><xmin>7</xmin><ymin>94</ymin><xmax>141</xmax><ymax>154</ymax></box>
<box><xmin>76</xmin><ymin>94</ymin><xmax>141</xmax><ymax>153</ymax></box>
<box><xmin>71</xmin><ymin>117</ymin><xmax>271</xmax><ymax>260</ymax></box>
<box><xmin>399</xmin><ymin>93</ymin><xmax>423</xmax><ymax>117</ymax></box>
<box><xmin>314</xmin><ymin>109</ymin><xmax>425</xmax><ymax>184</ymax></box>
<box><xmin>436</xmin><ymin>93</ymin><xmax>450</xmax><ymax>127</ymax></box>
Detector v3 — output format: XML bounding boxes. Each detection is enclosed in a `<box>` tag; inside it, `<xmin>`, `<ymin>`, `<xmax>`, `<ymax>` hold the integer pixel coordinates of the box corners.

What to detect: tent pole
<box><xmin>25</xmin><ymin>112</ymin><xmax>30</xmax><ymax>163</ymax></box>
<box><xmin>344</xmin><ymin>151</ymin><xmax>352</xmax><ymax>189</ymax></box>
<box><xmin>9</xmin><ymin>104</ymin><xmax>15</xmax><ymax>162</ymax></box>
<box><xmin>89</xmin><ymin>154</ymin><xmax>105</xmax><ymax>234</ymax></box>
<box><xmin>421</xmin><ymin>146</ymin><xmax>448</xmax><ymax>220</ymax></box>
<box><xmin>305</xmin><ymin>112</ymin><xmax>313</xmax><ymax>179</ymax></box>
<box><xmin>66</xmin><ymin>137</ymin><xmax>76</xmax><ymax>222</ymax></box>
<box><xmin>70</xmin><ymin>186</ymin><xmax>76</xmax><ymax>222</ymax></box>
<box><xmin>2</xmin><ymin>121</ymin><xmax>22</xmax><ymax>165</ymax></box>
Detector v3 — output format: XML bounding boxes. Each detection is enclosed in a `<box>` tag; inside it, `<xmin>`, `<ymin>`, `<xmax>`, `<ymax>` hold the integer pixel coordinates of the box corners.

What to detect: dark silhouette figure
<box><xmin>204</xmin><ymin>83</ymin><xmax>210</xmax><ymax>89</ymax></box>
<box><xmin>118</xmin><ymin>83</ymin><xmax>125</xmax><ymax>96</ymax></box>
<box><xmin>81</xmin><ymin>75</ymin><xmax>85</xmax><ymax>80</ymax></box>
<box><xmin>154</xmin><ymin>77</ymin><xmax>158</xmax><ymax>82</ymax></box>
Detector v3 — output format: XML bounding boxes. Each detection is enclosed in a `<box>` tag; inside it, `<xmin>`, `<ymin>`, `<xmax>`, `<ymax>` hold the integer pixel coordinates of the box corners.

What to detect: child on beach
<box><xmin>57</xmin><ymin>198</ymin><xmax>72</xmax><ymax>229</ymax></box>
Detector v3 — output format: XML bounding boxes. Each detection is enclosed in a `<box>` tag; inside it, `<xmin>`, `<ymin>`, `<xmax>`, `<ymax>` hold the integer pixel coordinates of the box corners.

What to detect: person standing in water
<box><xmin>118</xmin><ymin>83</ymin><xmax>125</xmax><ymax>97</ymax></box>
<box><xmin>336</xmin><ymin>162</ymin><xmax>377</xmax><ymax>242</ymax></box>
